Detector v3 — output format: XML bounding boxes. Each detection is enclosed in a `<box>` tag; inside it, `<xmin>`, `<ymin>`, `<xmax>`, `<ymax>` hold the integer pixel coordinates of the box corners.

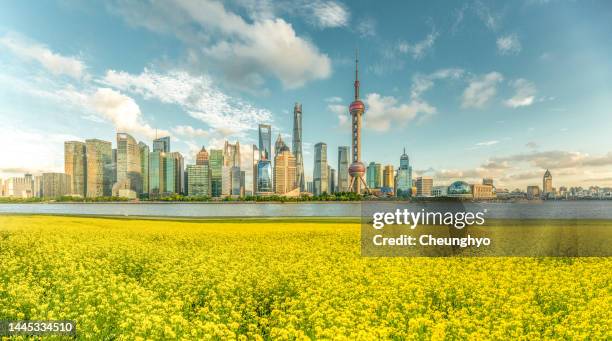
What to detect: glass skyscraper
<box><xmin>186</xmin><ymin>164</ymin><xmax>210</xmax><ymax>197</ymax></box>
<box><xmin>337</xmin><ymin>146</ymin><xmax>349</xmax><ymax>192</ymax></box>
<box><xmin>258</xmin><ymin>124</ymin><xmax>271</xmax><ymax>160</ymax></box>
<box><xmin>153</xmin><ymin>136</ymin><xmax>170</xmax><ymax>153</ymax></box>
<box><xmin>116</xmin><ymin>133</ymin><xmax>142</xmax><ymax>194</ymax></box>
<box><xmin>138</xmin><ymin>142</ymin><xmax>149</xmax><ymax>195</ymax></box>
<box><xmin>292</xmin><ymin>103</ymin><xmax>304</xmax><ymax>192</ymax></box>
<box><xmin>313</xmin><ymin>142</ymin><xmax>328</xmax><ymax>195</ymax></box>
<box><xmin>366</xmin><ymin>162</ymin><xmax>382</xmax><ymax>189</ymax></box>
<box><xmin>64</xmin><ymin>141</ymin><xmax>87</xmax><ymax>197</ymax></box>
<box><xmin>148</xmin><ymin>151</ymin><xmax>165</xmax><ymax>198</ymax></box>
<box><xmin>257</xmin><ymin>159</ymin><xmax>273</xmax><ymax>193</ymax></box>
<box><xmin>396</xmin><ymin>148</ymin><xmax>412</xmax><ymax>197</ymax></box>
<box><xmin>210</xmin><ymin>149</ymin><xmax>224</xmax><ymax>197</ymax></box>
<box><xmin>85</xmin><ymin>139</ymin><xmax>112</xmax><ymax>198</ymax></box>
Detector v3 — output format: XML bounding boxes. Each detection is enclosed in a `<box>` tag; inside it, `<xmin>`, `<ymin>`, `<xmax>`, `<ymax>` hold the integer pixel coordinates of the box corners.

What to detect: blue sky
<box><xmin>1</xmin><ymin>0</ymin><xmax>611</xmax><ymax>189</ymax></box>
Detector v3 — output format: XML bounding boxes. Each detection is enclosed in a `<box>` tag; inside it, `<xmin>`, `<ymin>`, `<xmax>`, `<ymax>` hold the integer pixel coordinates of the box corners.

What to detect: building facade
<box><xmin>366</xmin><ymin>162</ymin><xmax>382</xmax><ymax>189</ymax></box>
<box><xmin>416</xmin><ymin>176</ymin><xmax>433</xmax><ymax>197</ymax></box>
<box><xmin>116</xmin><ymin>133</ymin><xmax>141</xmax><ymax>194</ymax></box>
<box><xmin>258</xmin><ymin>124</ymin><xmax>271</xmax><ymax>160</ymax></box>
<box><xmin>543</xmin><ymin>170</ymin><xmax>553</xmax><ymax>197</ymax></box>
<box><xmin>86</xmin><ymin>139</ymin><xmax>112</xmax><ymax>198</ymax></box>
<box><xmin>257</xmin><ymin>159</ymin><xmax>273</xmax><ymax>194</ymax></box>
<box><xmin>196</xmin><ymin>146</ymin><xmax>209</xmax><ymax>165</ymax></box>
<box><xmin>138</xmin><ymin>142</ymin><xmax>149</xmax><ymax>195</ymax></box>
<box><xmin>313</xmin><ymin>142</ymin><xmax>328</xmax><ymax>195</ymax></box>
<box><xmin>292</xmin><ymin>103</ymin><xmax>305</xmax><ymax>192</ymax></box>
<box><xmin>396</xmin><ymin>149</ymin><xmax>412</xmax><ymax>197</ymax></box>
<box><xmin>337</xmin><ymin>146</ymin><xmax>350</xmax><ymax>192</ymax></box>
<box><xmin>64</xmin><ymin>141</ymin><xmax>87</xmax><ymax>197</ymax></box>
<box><xmin>273</xmin><ymin>147</ymin><xmax>297</xmax><ymax>195</ymax></box>
<box><xmin>41</xmin><ymin>173</ymin><xmax>71</xmax><ymax>198</ymax></box>
<box><xmin>210</xmin><ymin>149</ymin><xmax>224</xmax><ymax>197</ymax></box>
<box><xmin>383</xmin><ymin>165</ymin><xmax>395</xmax><ymax>190</ymax></box>
<box><xmin>153</xmin><ymin>136</ymin><xmax>170</xmax><ymax>153</ymax></box>
<box><xmin>148</xmin><ymin>151</ymin><xmax>165</xmax><ymax>198</ymax></box>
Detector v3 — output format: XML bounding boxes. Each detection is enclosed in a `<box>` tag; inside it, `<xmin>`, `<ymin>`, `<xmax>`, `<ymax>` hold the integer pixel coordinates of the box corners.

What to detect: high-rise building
<box><xmin>396</xmin><ymin>148</ymin><xmax>412</xmax><ymax>197</ymax></box>
<box><xmin>313</xmin><ymin>142</ymin><xmax>328</xmax><ymax>195</ymax></box>
<box><xmin>383</xmin><ymin>165</ymin><xmax>395</xmax><ymax>189</ymax></box>
<box><xmin>230</xmin><ymin>167</ymin><xmax>241</xmax><ymax>196</ymax></box>
<box><xmin>196</xmin><ymin>146</ymin><xmax>209</xmax><ymax>165</ymax></box>
<box><xmin>221</xmin><ymin>166</ymin><xmax>231</xmax><ymax>196</ymax></box>
<box><xmin>329</xmin><ymin>168</ymin><xmax>336</xmax><ymax>194</ymax></box>
<box><xmin>2</xmin><ymin>176</ymin><xmax>34</xmax><ymax>198</ymax></box>
<box><xmin>41</xmin><ymin>173</ymin><xmax>71</xmax><ymax>198</ymax></box>
<box><xmin>348</xmin><ymin>52</ymin><xmax>368</xmax><ymax>194</ymax></box>
<box><xmin>337</xmin><ymin>146</ymin><xmax>350</xmax><ymax>192</ymax></box>
<box><xmin>307</xmin><ymin>181</ymin><xmax>314</xmax><ymax>194</ymax></box>
<box><xmin>165</xmin><ymin>152</ymin><xmax>184</xmax><ymax>194</ymax></box>
<box><xmin>543</xmin><ymin>170</ymin><xmax>553</xmax><ymax>196</ymax></box>
<box><xmin>64</xmin><ymin>141</ymin><xmax>87</xmax><ymax>197</ymax></box>
<box><xmin>240</xmin><ymin>171</ymin><xmax>246</xmax><ymax>197</ymax></box>
<box><xmin>252</xmin><ymin>144</ymin><xmax>259</xmax><ymax>194</ymax></box>
<box><xmin>153</xmin><ymin>136</ymin><xmax>170</xmax><ymax>153</ymax></box>
<box><xmin>210</xmin><ymin>149</ymin><xmax>224</xmax><ymax>197</ymax></box>
<box><xmin>111</xmin><ymin>148</ymin><xmax>117</xmax><ymax>186</ymax></box>
<box><xmin>138</xmin><ymin>142</ymin><xmax>150</xmax><ymax>195</ymax></box>
<box><xmin>416</xmin><ymin>176</ymin><xmax>433</xmax><ymax>197</ymax></box>
<box><xmin>116</xmin><ymin>133</ymin><xmax>141</xmax><ymax>194</ymax></box>
<box><xmin>86</xmin><ymin>139</ymin><xmax>112</xmax><ymax>197</ymax></box>
<box><xmin>292</xmin><ymin>103</ymin><xmax>305</xmax><ymax>192</ymax></box>
<box><xmin>148</xmin><ymin>151</ymin><xmax>165</xmax><ymax>198</ymax></box>
<box><xmin>224</xmin><ymin>141</ymin><xmax>241</xmax><ymax>168</ymax></box>
<box><xmin>258</xmin><ymin>124</ymin><xmax>271</xmax><ymax>160</ymax></box>
<box><xmin>274</xmin><ymin>134</ymin><xmax>288</xmax><ymax>160</ymax></box>
<box><xmin>186</xmin><ymin>164</ymin><xmax>210</xmax><ymax>197</ymax></box>
<box><xmin>274</xmin><ymin>146</ymin><xmax>297</xmax><ymax>195</ymax></box>
<box><xmin>257</xmin><ymin>160</ymin><xmax>273</xmax><ymax>194</ymax></box>
<box><xmin>366</xmin><ymin>162</ymin><xmax>382</xmax><ymax>189</ymax></box>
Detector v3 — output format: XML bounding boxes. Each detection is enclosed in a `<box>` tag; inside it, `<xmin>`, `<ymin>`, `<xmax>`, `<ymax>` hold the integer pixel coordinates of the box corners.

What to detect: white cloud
<box><xmin>505</xmin><ymin>78</ymin><xmax>536</xmax><ymax>108</ymax></box>
<box><xmin>111</xmin><ymin>0</ymin><xmax>331</xmax><ymax>89</ymax></box>
<box><xmin>100</xmin><ymin>68</ymin><xmax>272</xmax><ymax>138</ymax></box>
<box><xmin>365</xmin><ymin>93</ymin><xmax>436</xmax><ymax>132</ymax></box>
<box><xmin>356</xmin><ymin>17</ymin><xmax>376</xmax><ymax>38</ymax></box>
<box><xmin>90</xmin><ymin>88</ymin><xmax>167</xmax><ymax>140</ymax></box>
<box><xmin>475</xmin><ymin>140</ymin><xmax>499</xmax><ymax>146</ymax></box>
<box><xmin>171</xmin><ymin>125</ymin><xmax>210</xmax><ymax>138</ymax></box>
<box><xmin>462</xmin><ymin>72</ymin><xmax>504</xmax><ymax>108</ymax></box>
<box><xmin>325</xmin><ymin>96</ymin><xmax>343</xmax><ymax>103</ymax></box>
<box><xmin>306</xmin><ymin>1</ymin><xmax>350</xmax><ymax>28</ymax></box>
<box><xmin>327</xmin><ymin>104</ymin><xmax>348</xmax><ymax>127</ymax></box>
<box><xmin>497</xmin><ymin>34</ymin><xmax>522</xmax><ymax>55</ymax></box>
<box><xmin>0</xmin><ymin>32</ymin><xmax>86</xmax><ymax>79</ymax></box>
<box><xmin>397</xmin><ymin>29</ymin><xmax>439</xmax><ymax>60</ymax></box>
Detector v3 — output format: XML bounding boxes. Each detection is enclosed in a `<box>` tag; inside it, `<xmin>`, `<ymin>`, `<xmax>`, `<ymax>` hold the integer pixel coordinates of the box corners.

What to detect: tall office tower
<box><xmin>348</xmin><ymin>52</ymin><xmax>368</xmax><ymax>194</ymax></box>
<box><xmin>231</xmin><ymin>166</ymin><xmax>241</xmax><ymax>196</ymax></box>
<box><xmin>86</xmin><ymin>139</ymin><xmax>112</xmax><ymax>197</ymax></box>
<box><xmin>64</xmin><ymin>141</ymin><xmax>87</xmax><ymax>197</ymax></box>
<box><xmin>366</xmin><ymin>162</ymin><xmax>382</xmax><ymax>188</ymax></box>
<box><xmin>153</xmin><ymin>136</ymin><xmax>170</xmax><ymax>153</ymax></box>
<box><xmin>256</xmin><ymin>159</ymin><xmax>273</xmax><ymax>194</ymax></box>
<box><xmin>164</xmin><ymin>152</ymin><xmax>184</xmax><ymax>194</ymax></box>
<box><xmin>221</xmin><ymin>166</ymin><xmax>231</xmax><ymax>196</ymax></box>
<box><xmin>416</xmin><ymin>176</ymin><xmax>433</xmax><ymax>197</ymax></box>
<box><xmin>313</xmin><ymin>142</ymin><xmax>328</xmax><ymax>195</ymax></box>
<box><xmin>240</xmin><ymin>171</ymin><xmax>246</xmax><ymax>197</ymax></box>
<box><xmin>148</xmin><ymin>151</ymin><xmax>166</xmax><ymax>198</ymax></box>
<box><xmin>396</xmin><ymin>148</ymin><xmax>412</xmax><ymax>197</ymax></box>
<box><xmin>186</xmin><ymin>164</ymin><xmax>210</xmax><ymax>197</ymax></box>
<box><xmin>292</xmin><ymin>103</ymin><xmax>305</xmax><ymax>192</ymax></box>
<box><xmin>329</xmin><ymin>168</ymin><xmax>336</xmax><ymax>194</ymax></box>
<box><xmin>196</xmin><ymin>146</ymin><xmax>209</xmax><ymax>165</ymax></box>
<box><xmin>258</xmin><ymin>124</ymin><xmax>272</xmax><ymax>160</ymax></box>
<box><xmin>252</xmin><ymin>144</ymin><xmax>259</xmax><ymax>194</ymax></box>
<box><xmin>111</xmin><ymin>148</ymin><xmax>117</xmax><ymax>186</ymax></box>
<box><xmin>224</xmin><ymin>140</ymin><xmax>241</xmax><ymax>168</ymax></box>
<box><xmin>274</xmin><ymin>134</ymin><xmax>288</xmax><ymax>162</ymax></box>
<box><xmin>337</xmin><ymin>146</ymin><xmax>349</xmax><ymax>192</ymax></box>
<box><xmin>273</xmin><ymin>146</ymin><xmax>296</xmax><ymax>195</ymax></box>
<box><xmin>542</xmin><ymin>170</ymin><xmax>553</xmax><ymax>196</ymax></box>
<box><xmin>383</xmin><ymin>165</ymin><xmax>395</xmax><ymax>189</ymax></box>
<box><xmin>307</xmin><ymin>181</ymin><xmax>314</xmax><ymax>194</ymax></box>
<box><xmin>209</xmin><ymin>149</ymin><xmax>224</xmax><ymax>197</ymax></box>
<box><xmin>138</xmin><ymin>142</ymin><xmax>149</xmax><ymax>194</ymax></box>
<box><xmin>41</xmin><ymin>173</ymin><xmax>71</xmax><ymax>198</ymax></box>
<box><xmin>116</xmin><ymin>133</ymin><xmax>142</xmax><ymax>194</ymax></box>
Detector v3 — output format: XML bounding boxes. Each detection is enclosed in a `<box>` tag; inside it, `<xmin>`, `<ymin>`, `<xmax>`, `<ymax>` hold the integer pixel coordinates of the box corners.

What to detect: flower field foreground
<box><xmin>0</xmin><ymin>215</ymin><xmax>610</xmax><ymax>340</ymax></box>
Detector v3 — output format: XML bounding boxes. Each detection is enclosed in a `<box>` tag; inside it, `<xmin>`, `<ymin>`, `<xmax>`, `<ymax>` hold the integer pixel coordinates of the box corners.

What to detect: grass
<box><xmin>0</xmin><ymin>215</ymin><xmax>610</xmax><ymax>340</ymax></box>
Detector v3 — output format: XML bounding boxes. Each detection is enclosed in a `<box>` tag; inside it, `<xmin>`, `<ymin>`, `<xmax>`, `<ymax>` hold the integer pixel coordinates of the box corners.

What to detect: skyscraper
<box><xmin>153</xmin><ymin>136</ymin><xmax>170</xmax><ymax>153</ymax></box>
<box><xmin>86</xmin><ymin>139</ymin><xmax>112</xmax><ymax>197</ymax></box>
<box><xmin>416</xmin><ymin>177</ymin><xmax>433</xmax><ymax>197</ymax></box>
<box><xmin>166</xmin><ymin>152</ymin><xmax>184</xmax><ymax>194</ymax></box>
<box><xmin>224</xmin><ymin>141</ymin><xmax>241</xmax><ymax>168</ymax></box>
<box><xmin>196</xmin><ymin>146</ymin><xmax>209</xmax><ymax>165</ymax></box>
<box><xmin>138</xmin><ymin>142</ymin><xmax>150</xmax><ymax>195</ymax></box>
<box><xmin>116</xmin><ymin>133</ymin><xmax>141</xmax><ymax>194</ymax></box>
<box><xmin>292</xmin><ymin>103</ymin><xmax>305</xmax><ymax>192</ymax></box>
<box><xmin>64</xmin><ymin>141</ymin><xmax>86</xmax><ymax>197</ymax></box>
<box><xmin>41</xmin><ymin>173</ymin><xmax>71</xmax><ymax>198</ymax></box>
<box><xmin>313</xmin><ymin>142</ymin><xmax>328</xmax><ymax>195</ymax></box>
<box><xmin>258</xmin><ymin>124</ymin><xmax>271</xmax><ymax>160</ymax></box>
<box><xmin>148</xmin><ymin>151</ymin><xmax>165</xmax><ymax>198</ymax></box>
<box><xmin>348</xmin><ymin>51</ymin><xmax>368</xmax><ymax>194</ymax></box>
<box><xmin>396</xmin><ymin>148</ymin><xmax>412</xmax><ymax>197</ymax></box>
<box><xmin>210</xmin><ymin>149</ymin><xmax>224</xmax><ymax>197</ymax></box>
<box><xmin>186</xmin><ymin>164</ymin><xmax>210</xmax><ymax>197</ymax></box>
<box><xmin>543</xmin><ymin>170</ymin><xmax>553</xmax><ymax>196</ymax></box>
<box><xmin>366</xmin><ymin>162</ymin><xmax>382</xmax><ymax>188</ymax></box>
<box><xmin>383</xmin><ymin>165</ymin><xmax>395</xmax><ymax>189</ymax></box>
<box><xmin>337</xmin><ymin>146</ymin><xmax>349</xmax><ymax>192</ymax></box>
<box><xmin>257</xmin><ymin>160</ymin><xmax>273</xmax><ymax>194</ymax></box>
<box><xmin>274</xmin><ymin>146</ymin><xmax>297</xmax><ymax>195</ymax></box>
<box><xmin>252</xmin><ymin>144</ymin><xmax>259</xmax><ymax>194</ymax></box>
<box><xmin>329</xmin><ymin>168</ymin><xmax>336</xmax><ymax>194</ymax></box>
<box><xmin>274</xmin><ymin>134</ymin><xmax>288</xmax><ymax>159</ymax></box>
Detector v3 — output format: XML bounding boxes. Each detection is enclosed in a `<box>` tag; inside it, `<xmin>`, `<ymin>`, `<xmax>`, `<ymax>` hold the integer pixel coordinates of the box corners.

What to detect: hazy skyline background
<box><xmin>1</xmin><ymin>0</ymin><xmax>611</xmax><ymax>189</ymax></box>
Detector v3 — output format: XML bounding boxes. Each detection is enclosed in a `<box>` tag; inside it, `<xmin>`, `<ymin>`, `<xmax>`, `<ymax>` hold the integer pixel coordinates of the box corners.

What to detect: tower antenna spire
<box><xmin>354</xmin><ymin>48</ymin><xmax>360</xmax><ymax>100</ymax></box>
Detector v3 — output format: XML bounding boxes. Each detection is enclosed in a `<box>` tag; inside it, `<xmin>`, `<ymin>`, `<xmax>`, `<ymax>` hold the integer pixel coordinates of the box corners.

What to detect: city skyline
<box><xmin>1</xmin><ymin>1</ymin><xmax>612</xmax><ymax>189</ymax></box>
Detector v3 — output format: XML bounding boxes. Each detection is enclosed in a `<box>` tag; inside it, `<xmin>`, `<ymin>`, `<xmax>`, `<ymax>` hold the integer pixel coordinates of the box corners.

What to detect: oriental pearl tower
<box><xmin>348</xmin><ymin>51</ymin><xmax>369</xmax><ymax>194</ymax></box>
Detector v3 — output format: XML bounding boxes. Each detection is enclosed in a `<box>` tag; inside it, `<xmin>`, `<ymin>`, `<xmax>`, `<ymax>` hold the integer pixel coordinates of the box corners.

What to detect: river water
<box><xmin>1</xmin><ymin>201</ymin><xmax>612</xmax><ymax>219</ymax></box>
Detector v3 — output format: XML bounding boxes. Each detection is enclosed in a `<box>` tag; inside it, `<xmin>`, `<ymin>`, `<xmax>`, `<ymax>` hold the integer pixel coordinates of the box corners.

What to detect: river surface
<box><xmin>1</xmin><ymin>201</ymin><xmax>612</xmax><ymax>219</ymax></box>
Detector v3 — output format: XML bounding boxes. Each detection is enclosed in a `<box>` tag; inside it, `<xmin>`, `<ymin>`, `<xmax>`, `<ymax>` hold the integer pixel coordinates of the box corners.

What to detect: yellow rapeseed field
<box><xmin>0</xmin><ymin>215</ymin><xmax>610</xmax><ymax>340</ymax></box>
